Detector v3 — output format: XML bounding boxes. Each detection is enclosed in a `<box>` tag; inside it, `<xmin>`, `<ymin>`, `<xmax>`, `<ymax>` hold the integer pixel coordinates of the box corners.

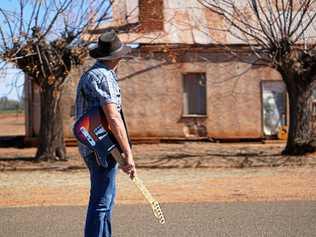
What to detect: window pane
<box><xmin>183</xmin><ymin>73</ymin><xmax>207</xmax><ymax>115</ymax></box>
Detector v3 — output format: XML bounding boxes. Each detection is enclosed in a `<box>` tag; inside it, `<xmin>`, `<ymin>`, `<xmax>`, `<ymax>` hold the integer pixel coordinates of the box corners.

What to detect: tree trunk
<box><xmin>282</xmin><ymin>76</ymin><xmax>316</xmax><ymax>155</ymax></box>
<box><xmin>35</xmin><ymin>85</ymin><xmax>67</xmax><ymax>160</ymax></box>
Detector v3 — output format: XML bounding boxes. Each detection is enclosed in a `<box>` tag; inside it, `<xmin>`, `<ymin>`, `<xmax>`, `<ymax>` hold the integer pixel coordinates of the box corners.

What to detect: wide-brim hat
<box><xmin>89</xmin><ymin>30</ymin><xmax>131</xmax><ymax>60</ymax></box>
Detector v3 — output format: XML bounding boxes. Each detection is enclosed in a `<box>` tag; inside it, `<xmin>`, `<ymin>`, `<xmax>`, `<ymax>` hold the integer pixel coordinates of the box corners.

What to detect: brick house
<box><xmin>26</xmin><ymin>0</ymin><xmax>312</xmax><ymax>142</ymax></box>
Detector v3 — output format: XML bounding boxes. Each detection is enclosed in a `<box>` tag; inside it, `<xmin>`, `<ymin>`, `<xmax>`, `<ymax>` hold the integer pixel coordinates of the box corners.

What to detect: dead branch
<box><xmin>0</xmin><ymin>8</ymin><xmax>15</xmax><ymax>45</ymax></box>
<box><xmin>197</xmin><ymin>0</ymin><xmax>316</xmax><ymax>64</ymax></box>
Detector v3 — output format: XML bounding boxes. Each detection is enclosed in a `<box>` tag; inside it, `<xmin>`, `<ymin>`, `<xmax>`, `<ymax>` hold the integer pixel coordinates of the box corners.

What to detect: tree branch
<box><xmin>0</xmin><ymin>8</ymin><xmax>15</xmax><ymax>45</ymax></box>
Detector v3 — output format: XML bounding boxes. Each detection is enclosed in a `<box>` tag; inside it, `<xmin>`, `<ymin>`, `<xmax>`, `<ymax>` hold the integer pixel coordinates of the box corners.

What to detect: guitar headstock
<box><xmin>151</xmin><ymin>201</ymin><xmax>166</xmax><ymax>224</ymax></box>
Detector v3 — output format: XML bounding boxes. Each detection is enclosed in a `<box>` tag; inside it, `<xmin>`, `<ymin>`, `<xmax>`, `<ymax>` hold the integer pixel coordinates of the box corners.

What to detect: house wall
<box><xmin>25</xmin><ymin>49</ymin><xmax>282</xmax><ymax>140</ymax></box>
<box><xmin>24</xmin><ymin>79</ymin><xmax>41</xmax><ymax>137</ymax></box>
<box><xmin>116</xmin><ymin>49</ymin><xmax>282</xmax><ymax>139</ymax></box>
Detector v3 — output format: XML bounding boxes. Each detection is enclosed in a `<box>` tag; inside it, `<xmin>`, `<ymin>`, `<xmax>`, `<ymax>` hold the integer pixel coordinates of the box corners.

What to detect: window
<box><xmin>182</xmin><ymin>73</ymin><xmax>207</xmax><ymax>116</ymax></box>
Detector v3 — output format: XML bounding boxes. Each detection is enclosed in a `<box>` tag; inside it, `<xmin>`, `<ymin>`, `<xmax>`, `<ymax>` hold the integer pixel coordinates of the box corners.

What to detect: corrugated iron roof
<box><xmin>92</xmin><ymin>0</ymin><xmax>316</xmax><ymax>45</ymax></box>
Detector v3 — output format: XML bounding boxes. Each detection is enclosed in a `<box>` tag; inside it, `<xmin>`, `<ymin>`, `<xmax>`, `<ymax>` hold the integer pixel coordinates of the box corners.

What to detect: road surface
<box><xmin>1</xmin><ymin>201</ymin><xmax>315</xmax><ymax>237</ymax></box>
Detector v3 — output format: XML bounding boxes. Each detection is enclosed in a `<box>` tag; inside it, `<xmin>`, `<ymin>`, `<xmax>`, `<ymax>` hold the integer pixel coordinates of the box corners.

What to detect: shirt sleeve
<box><xmin>86</xmin><ymin>70</ymin><xmax>118</xmax><ymax>106</ymax></box>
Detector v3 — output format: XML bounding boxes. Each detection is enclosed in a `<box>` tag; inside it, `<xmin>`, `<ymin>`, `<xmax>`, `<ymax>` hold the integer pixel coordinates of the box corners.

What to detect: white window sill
<box><xmin>182</xmin><ymin>114</ymin><xmax>208</xmax><ymax>118</ymax></box>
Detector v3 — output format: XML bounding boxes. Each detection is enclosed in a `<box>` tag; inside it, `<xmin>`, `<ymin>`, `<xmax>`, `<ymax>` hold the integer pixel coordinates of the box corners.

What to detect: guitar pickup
<box><xmin>80</xmin><ymin>127</ymin><xmax>96</xmax><ymax>146</ymax></box>
<box><xmin>94</xmin><ymin>125</ymin><xmax>108</xmax><ymax>140</ymax></box>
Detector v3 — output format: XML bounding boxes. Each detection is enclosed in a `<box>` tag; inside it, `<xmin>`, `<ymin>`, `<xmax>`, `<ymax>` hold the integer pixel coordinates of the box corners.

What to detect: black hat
<box><xmin>89</xmin><ymin>30</ymin><xmax>131</xmax><ymax>60</ymax></box>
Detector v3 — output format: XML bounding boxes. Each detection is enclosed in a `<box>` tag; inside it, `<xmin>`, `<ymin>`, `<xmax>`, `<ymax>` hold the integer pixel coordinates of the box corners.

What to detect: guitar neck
<box><xmin>131</xmin><ymin>176</ymin><xmax>155</xmax><ymax>203</ymax></box>
<box><xmin>110</xmin><ymin>147</ymin><xmax>127</xmax><ymax>166</ymax></box>
<box><xmin>110</xmin><ymin>148</ymin><xmax>154</xmax><ymax>201</ymax></box>
<box><xmin>110</xmin><ymin>147</ymin><xmax>165</xmax><ymax>224</ymax></box>
<box><xmin>132</xmin><ymin>175</ymin><xmax>166</xmax><ymax>224</ymax></box>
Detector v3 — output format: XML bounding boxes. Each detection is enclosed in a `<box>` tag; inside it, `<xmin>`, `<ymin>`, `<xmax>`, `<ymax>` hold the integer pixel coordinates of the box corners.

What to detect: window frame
<box><xmin>181</xmin><ymin>72</ymin><xmax>208</xmax><ymax>118</ymax></box>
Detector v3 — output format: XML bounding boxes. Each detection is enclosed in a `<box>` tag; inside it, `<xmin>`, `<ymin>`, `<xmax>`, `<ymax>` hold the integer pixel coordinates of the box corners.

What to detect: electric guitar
<box><xmin>73</xmin><ymin>107</ymin><xmax>165</xmax><ymax>224</ymax></box>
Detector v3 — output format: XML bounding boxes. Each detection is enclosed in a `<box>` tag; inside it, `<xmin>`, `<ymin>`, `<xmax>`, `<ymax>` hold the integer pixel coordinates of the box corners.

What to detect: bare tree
<box><xmin>197</xmin><ymin>0</ymin><xmax>316</xmax><ymax>155</ymax></box>
<box><xmin>0</xmin><ymin>0</ymin><xmax>113</xmax><ymax>160</ymax></box>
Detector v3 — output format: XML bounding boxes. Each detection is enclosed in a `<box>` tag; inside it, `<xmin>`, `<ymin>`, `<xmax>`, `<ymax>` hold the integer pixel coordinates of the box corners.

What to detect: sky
<box><xmin>0</xmin><ymin>1</ymin><xmax>24</xmax><ymax>101</ymax></box>
<box><xmin>0</xmin><ymin>62</ymin><xmax>24</xmax><ymax>101</ymax></box>
<box><xmin>1</xmin><ymin>0</ymin><xmax>16</xmax><ymax>10</ymax></box>
<box><xmin>0</xmin><ymin>0</ymin><xmax>112</xmax><ymax>101</ymax></box>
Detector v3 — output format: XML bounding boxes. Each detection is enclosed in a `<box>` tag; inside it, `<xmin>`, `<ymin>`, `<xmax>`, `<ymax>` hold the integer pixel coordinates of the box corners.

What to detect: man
<box><xmin>75</xmin><ymin>30</ymin><xmax>136</xmax><ymax>237</ymax></box>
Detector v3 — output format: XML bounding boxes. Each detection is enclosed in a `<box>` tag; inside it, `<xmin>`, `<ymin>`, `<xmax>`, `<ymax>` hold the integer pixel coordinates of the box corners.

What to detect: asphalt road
<box><xmin>1</xmin><ymin>201</ymin><xmax>315</xmax><ymax>237</ymax></box>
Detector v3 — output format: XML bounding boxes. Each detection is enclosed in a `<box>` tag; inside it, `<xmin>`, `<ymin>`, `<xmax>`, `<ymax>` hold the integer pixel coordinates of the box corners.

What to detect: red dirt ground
<box><xmin>0</xmin><ymin>166</ymin><xmax>315</xmax><ymax>207</ymax></box>
<box><xmin>0</xmin><ymin>113</ymin><xmax>315</xmax><ymax>207</ymax></box>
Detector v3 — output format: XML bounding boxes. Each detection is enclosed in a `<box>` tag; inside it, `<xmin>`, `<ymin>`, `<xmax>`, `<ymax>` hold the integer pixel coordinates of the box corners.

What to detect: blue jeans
<box><xmin>83</xmin><ymin>153</ymin><xmax>118</xmax><ymax>237</ymax></box>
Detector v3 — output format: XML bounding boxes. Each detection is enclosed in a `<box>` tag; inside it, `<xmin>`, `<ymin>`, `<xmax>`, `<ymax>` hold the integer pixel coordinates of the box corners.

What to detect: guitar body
<box><xmin>73</xmin><ymin>106</ymin><xmax>120</xmax><ymax>167</ymax></box>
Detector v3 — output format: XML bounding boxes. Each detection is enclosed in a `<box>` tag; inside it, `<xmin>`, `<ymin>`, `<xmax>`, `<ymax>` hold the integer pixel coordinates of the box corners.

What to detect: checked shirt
<box><xmin>75</xmin><ymin>61</ymin><xmax>122</xmax><ymax>157</ymax></box>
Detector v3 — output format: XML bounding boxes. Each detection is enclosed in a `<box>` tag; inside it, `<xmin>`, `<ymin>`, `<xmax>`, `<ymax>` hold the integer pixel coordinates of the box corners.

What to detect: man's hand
<box><xmin>120</xmin><ymin>153</ymin><xmax>136</xmax><ymax>178</ymax></box>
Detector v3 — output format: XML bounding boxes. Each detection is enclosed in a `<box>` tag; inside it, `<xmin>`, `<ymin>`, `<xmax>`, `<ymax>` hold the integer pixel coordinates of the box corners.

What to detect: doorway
<box><xmin>261</xmin><ymin>81</ymin><xmax>287</xmax><ymax>137</ymax></box>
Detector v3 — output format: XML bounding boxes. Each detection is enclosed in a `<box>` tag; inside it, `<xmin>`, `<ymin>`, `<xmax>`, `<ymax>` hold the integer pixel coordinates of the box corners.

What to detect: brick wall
<box><xmin>117</xmin><ymin>48</ymin><xmax>283</xmax><ymax>139</ymax></box>
<box><xmin>138</xmin><ymin>0</ymin><xmax>164</xmax><ymax>32</ymax></box>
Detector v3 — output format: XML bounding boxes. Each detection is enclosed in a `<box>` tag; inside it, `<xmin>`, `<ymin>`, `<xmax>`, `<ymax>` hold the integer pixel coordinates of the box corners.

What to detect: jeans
<box><xmin>83</xmin><ymin>152</ymin><xmax>118</xmax><ymax>237</ymax></box>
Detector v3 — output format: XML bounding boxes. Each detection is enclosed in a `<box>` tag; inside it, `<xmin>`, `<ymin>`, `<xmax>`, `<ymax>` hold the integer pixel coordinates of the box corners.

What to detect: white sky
<box><xmin>0</xmin><ymin>62</ymin><xmax>24</xmax><ymax>101</ymax></box>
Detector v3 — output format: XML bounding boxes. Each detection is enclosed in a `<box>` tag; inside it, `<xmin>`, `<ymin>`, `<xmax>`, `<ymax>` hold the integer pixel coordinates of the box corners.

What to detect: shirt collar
<box><xmin>94</xmin><ymin>60</ymin><xmax>109</xmax><ymax>70</ymax></box>
<box><xmin>94</xmin><ymin>60</ymin><xmax>118</xmax><ymax>81</ymax></box>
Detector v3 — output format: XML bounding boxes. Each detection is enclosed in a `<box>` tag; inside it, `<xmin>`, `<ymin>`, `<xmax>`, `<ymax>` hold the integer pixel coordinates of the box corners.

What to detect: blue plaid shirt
<box><xmin>75</xmin><ymin>61</ymin><xmax>122</xmax><ymax>157</ymax></box>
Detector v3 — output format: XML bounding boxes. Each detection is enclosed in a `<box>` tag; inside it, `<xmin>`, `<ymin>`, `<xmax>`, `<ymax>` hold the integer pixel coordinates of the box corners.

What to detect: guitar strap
<box><xmin>119</xmin><ymin>109</ymin><xmax>132</xmax><ymax>148</ymax></box>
